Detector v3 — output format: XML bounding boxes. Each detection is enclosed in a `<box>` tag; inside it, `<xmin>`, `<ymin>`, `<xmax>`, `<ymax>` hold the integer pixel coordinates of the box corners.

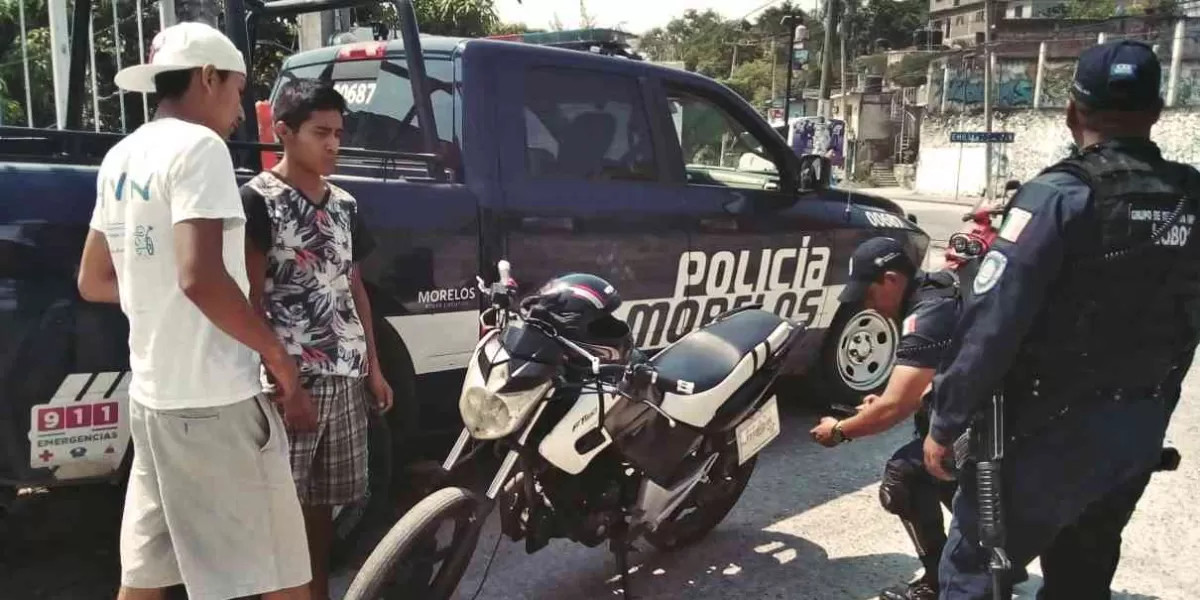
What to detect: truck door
<box><xmin>647</xmin><ymin>79</ymin><xmax>857</xmax><ymax>340</ymax></box>
<box><xmin>497</xmin><ymin>64</ymin><xmax>689</xmax><ymax>350</ymax></box>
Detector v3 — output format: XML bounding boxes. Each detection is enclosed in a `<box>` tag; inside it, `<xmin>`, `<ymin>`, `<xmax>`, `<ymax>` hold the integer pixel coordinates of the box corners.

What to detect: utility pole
<box><xmin>818</xmin><ymin>0</ymin><xmax>836</xmax><ymax>118</ymax></box>
<box><xmin>782</xmin><ymin>14</ymin><xmax>804</xmax><ymax>130</ymax></box>
<box><xmin>730</xmin><ymin>44</ymin><xmax>739</xmax><ymax>78</ymax></box>
<box><xmin>770</xmin><ymin>38</ymin><xmax>778</xmax><ymax>106</ymax></box>
<box><xmin>839</xmin><ymin>1</ymin><xmax>849</xmax><ymax>119</ymax></box>
<box><xmin>983</xmin><ymin>0</ymin><xmax>994</xmax><ymax>202</ymax></box>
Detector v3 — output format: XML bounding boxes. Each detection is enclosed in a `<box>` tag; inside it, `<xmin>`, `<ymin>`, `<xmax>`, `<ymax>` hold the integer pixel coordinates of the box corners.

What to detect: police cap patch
<box><xmin>973</xmin><ymin>251</ymin><xmax>1008</xmax><ymax>295</ymax></box>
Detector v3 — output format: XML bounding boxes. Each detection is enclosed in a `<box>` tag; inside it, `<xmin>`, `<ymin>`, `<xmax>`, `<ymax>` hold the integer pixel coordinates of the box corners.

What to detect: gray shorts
<box><xmin>120</xmin><ymin>395</ymin><xmax>312</xmax><ymax>599</ymax></box>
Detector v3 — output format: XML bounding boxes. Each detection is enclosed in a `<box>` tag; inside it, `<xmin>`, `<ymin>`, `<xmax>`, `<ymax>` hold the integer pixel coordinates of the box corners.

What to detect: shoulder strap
<box><xmin>1039</xmin><ymin>158</ymin><xmax>1097</xmax><ymax>193</ymax></box>
<box><xmin>918</xmin><ymin>270</ymin><xmax>961</xmax><ymax>301</ymax></box>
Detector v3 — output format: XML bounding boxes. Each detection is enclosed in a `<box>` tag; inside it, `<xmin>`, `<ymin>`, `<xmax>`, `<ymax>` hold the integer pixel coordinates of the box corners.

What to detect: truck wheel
<box><xmin>331</xmin><ymin>316</ymin><xmax>423</xmax><ymax>569</ymax></box>
<box><xmin>0</xmin><ymin>486</ymin><xmax>13</xmax><ymax>520</ymax></box>
<box><xmin>804</xmin><ymin>304</ymin><xmax>898</xmax><ymax>413</ymax></box>
<box><xmin>331</xmin><ymin>409</ymin><xmax>395</xmax><ymax>570</ymax></box>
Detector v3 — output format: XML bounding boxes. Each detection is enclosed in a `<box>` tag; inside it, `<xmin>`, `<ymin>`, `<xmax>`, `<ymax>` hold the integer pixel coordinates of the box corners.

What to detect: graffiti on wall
<box><xmin>1040</xmin><ymin>61</ymin><xmax>1075</xmax><ymax>108</ymax></box>
<box><xmin>1175</xmin><ymin>64</ymin><xmax>1200</xmax><ymax>107</ymax></box>
<box><xmin>934</xmin><ymin>60</ymin><xmax>1038</xmax><ymax>109</ymax></box>
<box><xmin>930</xmin><ymin>58</ymin><xmax>1200</xmax><ymax>111</ymax></box>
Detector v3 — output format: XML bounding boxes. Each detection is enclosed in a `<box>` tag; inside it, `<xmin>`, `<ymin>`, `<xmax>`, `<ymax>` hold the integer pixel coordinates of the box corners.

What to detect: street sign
<box><xmin>950</xmin><ymin>131</ymin><xmax>1015</xmax><ymax>143</ymax></box>
<box><xmin>792</xmin><ymin>48</ymin><xmax>809</xmax><ymax>64</ymax></box>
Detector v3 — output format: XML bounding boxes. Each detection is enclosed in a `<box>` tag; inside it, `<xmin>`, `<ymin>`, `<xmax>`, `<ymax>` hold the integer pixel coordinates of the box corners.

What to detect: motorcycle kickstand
<box><xmin>609</xmin><ymin>521</ymin><xmax>634</xmax><ymax>600</ymax></box>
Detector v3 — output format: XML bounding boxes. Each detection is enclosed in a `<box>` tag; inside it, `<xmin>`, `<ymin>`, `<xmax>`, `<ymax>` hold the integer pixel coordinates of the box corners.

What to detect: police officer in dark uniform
<box><xmin>811</xmin><ymin>237</ymin><xmax>971</xmax><ymax>599</ymax></box>
<box><xmin>923</xmin><ymin>40</ymin><xmax>1200</xmax><ymax>598</ymax></box>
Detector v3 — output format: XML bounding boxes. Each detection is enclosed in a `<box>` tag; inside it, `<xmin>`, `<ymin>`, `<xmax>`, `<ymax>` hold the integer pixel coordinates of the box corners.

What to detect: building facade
<box><xmin>928</xmin><ymin>0</ymin><xmax>989</xmax><ymax>46</ymax></box>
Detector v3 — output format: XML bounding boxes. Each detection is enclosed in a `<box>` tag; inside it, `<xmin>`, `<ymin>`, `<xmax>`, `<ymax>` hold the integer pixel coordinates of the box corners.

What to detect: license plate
<box><xmin>735</xmin><ymin>395</ymin><xmax>780</xmax><ymax>465</ymax></box>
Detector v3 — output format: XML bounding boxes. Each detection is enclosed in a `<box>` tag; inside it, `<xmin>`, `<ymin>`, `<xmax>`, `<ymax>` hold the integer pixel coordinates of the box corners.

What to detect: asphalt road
<box><xmin>331</xmin><ymin>199</ymin><xmax>1199</xmax><ymax>599</ymax></box>
<box><xmin>5</xmin><ymin>200</ymin><xmax>1196</xmax><ymax>599</ymax></box>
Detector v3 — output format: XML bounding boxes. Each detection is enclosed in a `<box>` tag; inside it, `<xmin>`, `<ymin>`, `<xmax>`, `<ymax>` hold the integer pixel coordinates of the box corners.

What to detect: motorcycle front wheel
<box><xmin>642</xmin><ymin>442</ymin><xmax>758</xmax><ymax>552</ymax></box>
<box><xmin>343</xmin><ymin>486</ymin><xmax>485</xmax><ymax>600</ymax></box>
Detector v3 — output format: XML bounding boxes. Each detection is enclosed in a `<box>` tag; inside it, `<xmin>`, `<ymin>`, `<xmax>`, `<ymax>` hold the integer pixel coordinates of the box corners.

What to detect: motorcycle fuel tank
<box><xmin>537</xmin><ymin>389</ymin><xmax>617</xmax><ymax>475</ymax></box>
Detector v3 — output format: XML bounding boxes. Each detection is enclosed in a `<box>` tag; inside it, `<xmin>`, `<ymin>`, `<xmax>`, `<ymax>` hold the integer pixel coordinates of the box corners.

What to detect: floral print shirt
<box><xmin>241</xmin><ymin>171</ymin><xmax>376</xmax><ymax>378</ymax></box>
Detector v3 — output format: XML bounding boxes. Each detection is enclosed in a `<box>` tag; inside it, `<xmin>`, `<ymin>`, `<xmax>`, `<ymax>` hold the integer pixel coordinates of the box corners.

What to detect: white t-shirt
<box><xmin>90</xmin><ymin>118</ymin><xmax>262</xmax><ymax>410</ymax></box>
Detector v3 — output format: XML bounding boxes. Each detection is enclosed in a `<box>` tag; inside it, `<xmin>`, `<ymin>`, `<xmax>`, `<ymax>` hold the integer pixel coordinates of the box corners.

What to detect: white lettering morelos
<box><xmin>614</xmin><ymin>240</ymin><xmax>841</xmax><ymax>349</ymax></box>
<box><xmin>417</xmin><ymin>286</ymin><xmax>479</xmax><ymax>306</ymax></box>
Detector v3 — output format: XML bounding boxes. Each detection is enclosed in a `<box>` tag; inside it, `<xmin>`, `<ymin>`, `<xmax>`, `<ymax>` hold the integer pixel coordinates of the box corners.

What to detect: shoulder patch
<box><xmin>973</xmin><ymin>251</ymin><xmax>1008</xmax><ymax>295</ymax></box>
<box><xmin>902</xmin><ymin>314</ymin><xmax>918</xmax><ymax>336</ymax></box>
<box><xmin>998</xmin><ymin>207</ymin><xmax>1033</xmax><ymax>243</ymax></box>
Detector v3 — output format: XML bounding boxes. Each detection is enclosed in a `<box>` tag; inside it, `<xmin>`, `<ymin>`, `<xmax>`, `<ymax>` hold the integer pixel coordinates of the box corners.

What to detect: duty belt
<box><xmin>1010</xmin><ymin>382</ymin><xmax>1164</xmax><ymax>445</ymax></box>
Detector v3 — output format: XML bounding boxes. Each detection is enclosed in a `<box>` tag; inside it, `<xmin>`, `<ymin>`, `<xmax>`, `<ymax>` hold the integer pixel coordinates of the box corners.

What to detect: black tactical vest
<box><xmin>903</xmin><ymin>270</ymin><xmax>963</xmax><ymax>438</ymax></box>
<box><xmin>1005</xmin><ymin>139</ymin><xmax>1200</xmax><ymax>418</ymax></box>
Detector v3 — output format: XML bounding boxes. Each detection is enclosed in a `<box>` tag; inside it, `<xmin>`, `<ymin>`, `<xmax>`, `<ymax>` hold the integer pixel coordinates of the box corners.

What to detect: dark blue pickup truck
<box><xmin>0</xmin><ymin>0</ymin><xmax>928</xmax><ymax>557</ymax></box>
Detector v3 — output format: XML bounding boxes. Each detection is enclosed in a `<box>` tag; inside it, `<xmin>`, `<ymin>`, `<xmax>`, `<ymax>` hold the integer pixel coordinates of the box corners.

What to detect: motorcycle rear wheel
<box><xmin>642</xmin><ymin>443</ymin><xmax>758</xmax><ymax>552</ymax></box>
<box><xmin>343</xmin><ymin>486</ymin><xmax>485</xmax><ymax>600</ymax></box>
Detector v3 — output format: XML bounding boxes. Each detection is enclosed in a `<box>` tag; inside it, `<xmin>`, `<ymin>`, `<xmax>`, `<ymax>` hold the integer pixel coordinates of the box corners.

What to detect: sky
<box><xmin>495</xmin><ymin>0</ymin><xmax>821</xmax><ymax>36</ymax></box>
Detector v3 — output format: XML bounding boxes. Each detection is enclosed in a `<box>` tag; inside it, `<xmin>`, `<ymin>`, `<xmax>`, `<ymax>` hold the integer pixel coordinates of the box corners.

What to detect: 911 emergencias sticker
<box><xmin>29</xmin><ymin>372</ymin><xmax>130</xmax><ymax>472</ymax></box>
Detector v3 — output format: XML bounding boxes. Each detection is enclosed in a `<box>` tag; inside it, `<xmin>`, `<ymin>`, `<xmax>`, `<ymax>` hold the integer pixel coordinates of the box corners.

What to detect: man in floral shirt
<box><xmin>241</xmin><ymin>79</ymin><xmax>393</xmax><ymax>600</ymax></box>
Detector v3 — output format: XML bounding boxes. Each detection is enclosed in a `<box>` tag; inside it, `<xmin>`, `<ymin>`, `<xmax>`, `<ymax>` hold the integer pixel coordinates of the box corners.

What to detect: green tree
<box><xmin>848</xmin><ymin>0</ymin><xmax>926</xmax><ymax>54</ymax></box>
<box><xmin>1061</xmin><ymin>0</ymin><xmax>1118</xmax><ymax>18</ymax></box>
<box><xmin>362</xmin><ymin>0</ymin><xmax>500</xmax><ymax>37</ymax></box>
<box><xmin>490</xmin><ymin>22</ymin><xmax>543</xmax><ymax>35</ymax></box>
<box><xmin>1056</xmin><ymin>0</ymin><xmax>1181</xmax><ymax>17</ymax></box>
<box><xmin>726</xmin><ymin>58</ymin><xmax>775</xmax><ymax>105</ymax></box>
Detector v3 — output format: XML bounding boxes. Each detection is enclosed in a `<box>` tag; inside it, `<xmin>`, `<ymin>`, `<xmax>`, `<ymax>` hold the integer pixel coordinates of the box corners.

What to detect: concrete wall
<box><xmin>915</xmin><ymin>109</ymin><xmax>1200</xmax><ymax>196</ymax></box>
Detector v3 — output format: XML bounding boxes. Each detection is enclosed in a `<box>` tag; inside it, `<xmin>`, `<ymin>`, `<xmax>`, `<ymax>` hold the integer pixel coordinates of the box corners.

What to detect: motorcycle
<box><xmin>945</xmin><ymin>179</ymin><xmax>1021</xmax><ymax>267</ymax></box>
<box><xmin>344</xmin><ymin>261</ymin><xmax>804</xmax><ymax>600</ymax></box>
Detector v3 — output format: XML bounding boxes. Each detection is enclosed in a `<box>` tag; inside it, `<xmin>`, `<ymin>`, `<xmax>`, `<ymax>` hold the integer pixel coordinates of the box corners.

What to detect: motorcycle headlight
<box><xmin>459</xmin><ymin>359</ymin><xmax>553</xmax><ymax>440</ymax></box>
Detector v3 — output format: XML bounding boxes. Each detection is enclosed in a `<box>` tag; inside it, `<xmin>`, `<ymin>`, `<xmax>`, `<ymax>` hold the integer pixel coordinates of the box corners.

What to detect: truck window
<box><xmin>522</xmin><ymin>67</ymin><xmax>658</xmax><ymax>182</ymax></box>
<box><xmin>664</xmin><ymin>88</ymin><xmax>784</xmax><ymax>191</ymax></box>
<box><xmin>274</xmin><ymin>54</ymin><xmax>457</xmax><ymax>159</ymax></box>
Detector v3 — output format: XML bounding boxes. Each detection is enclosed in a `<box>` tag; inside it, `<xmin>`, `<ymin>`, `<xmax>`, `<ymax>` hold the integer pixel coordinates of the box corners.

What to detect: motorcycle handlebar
<box><xmin>597</xmin><ymin>363</ymin><xmax>694</xmax><ymax>395</ymax></box>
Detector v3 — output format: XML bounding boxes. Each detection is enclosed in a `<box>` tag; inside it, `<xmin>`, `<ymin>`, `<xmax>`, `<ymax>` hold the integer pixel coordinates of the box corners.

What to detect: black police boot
<box><xmin>879</xmin><ymin>579</ymin><xmax>938</xmax><ymax>600</ymax></box>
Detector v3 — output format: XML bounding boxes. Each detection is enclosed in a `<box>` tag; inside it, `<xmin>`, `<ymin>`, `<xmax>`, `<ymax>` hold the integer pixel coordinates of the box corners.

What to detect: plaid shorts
<box><xmin>287</xmin><ymin>375</ymin><xmax>370</xmax><ymax>506</ymax></box>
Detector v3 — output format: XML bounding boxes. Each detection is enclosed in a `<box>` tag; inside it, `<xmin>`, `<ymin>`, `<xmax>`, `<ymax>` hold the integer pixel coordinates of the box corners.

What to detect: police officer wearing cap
<box><xmin>924</xmin><ymin>40</ymin><xmax>1200</xmax><ymax>598</ymax></box>
<box><xmin>812</xmin><ymin>237</ymin><xmax>1027</xmax><ymax>600</ymax></box>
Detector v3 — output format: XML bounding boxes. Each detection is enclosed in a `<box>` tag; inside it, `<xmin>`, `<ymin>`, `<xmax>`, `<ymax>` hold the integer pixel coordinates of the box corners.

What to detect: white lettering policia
<box><xmin>621</xmin><ymin>239</ymin><xmax>831</xmax><ymax>348</ymax></box>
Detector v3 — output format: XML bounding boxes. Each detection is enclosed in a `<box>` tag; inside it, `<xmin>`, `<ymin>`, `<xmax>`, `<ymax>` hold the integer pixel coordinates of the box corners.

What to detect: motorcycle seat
<box><xmin>652</xmin><ymin>309</ymin><xmax>793</xmax><ymax>428</ymax></box>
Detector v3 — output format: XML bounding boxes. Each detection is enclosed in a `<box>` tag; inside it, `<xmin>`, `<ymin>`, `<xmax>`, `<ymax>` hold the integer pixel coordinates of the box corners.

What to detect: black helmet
<box><xmin>525</xmin><ymin>273</ymin><xmax>633</xmax><ymax>363</ymax></box>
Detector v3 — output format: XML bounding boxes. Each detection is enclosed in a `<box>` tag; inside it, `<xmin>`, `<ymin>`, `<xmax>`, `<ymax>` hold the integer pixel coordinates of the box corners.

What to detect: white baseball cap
<box><xmin>114</xmin><ymin>21</ymin><xmax>247</xmax><ymax>93</ymax></box>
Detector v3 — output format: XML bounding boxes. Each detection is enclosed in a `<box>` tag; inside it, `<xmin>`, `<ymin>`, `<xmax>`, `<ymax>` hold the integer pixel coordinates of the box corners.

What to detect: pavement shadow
<box><xmin>756</xmin><ymin>400</ymin><xmax>914</xmax><ymax>514</ymax></box>
<box><xmin>1010</xmin><ymin>573</ymin><xmax>1163</xmax><ymax>600</ymax></box>
<box><xmin>451</xmin><ymin>524</ymin><xmax>917</xmax><ymax>600</ymax></box>
<box><xmin>443</xmin><ymin>403</ymin><xmax>932</xmax><ymax>599</ymax></box>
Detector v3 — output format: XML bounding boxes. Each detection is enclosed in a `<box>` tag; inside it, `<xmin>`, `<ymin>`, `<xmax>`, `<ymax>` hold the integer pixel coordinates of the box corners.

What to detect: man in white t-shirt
<box><xmin>76</xmin><ymin>22</ymin><xmax>317</xmax><ymax>600</ymax></box>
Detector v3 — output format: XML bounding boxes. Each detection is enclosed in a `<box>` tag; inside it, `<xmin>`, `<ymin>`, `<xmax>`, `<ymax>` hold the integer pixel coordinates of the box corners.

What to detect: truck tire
<box><xmin>331</xmin><ymin>316</ymin><xmax>422</xmax><ymax>569</ymax></box>
<box><xmin>803</xmin><ymin>303</ymin><xmax>898</xmax><ymax>414</ymax></box>
<box><xmin>331</xmin><ymin>409</ymin><xmax>395</xmax><ymax>570</ymax></box>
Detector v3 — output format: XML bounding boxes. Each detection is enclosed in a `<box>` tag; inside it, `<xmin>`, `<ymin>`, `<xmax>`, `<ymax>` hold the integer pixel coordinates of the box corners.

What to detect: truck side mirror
<box><xmin>797</xmin><ymin>154</ymin><xmax>831</xmax><ymax>191</ymax></box>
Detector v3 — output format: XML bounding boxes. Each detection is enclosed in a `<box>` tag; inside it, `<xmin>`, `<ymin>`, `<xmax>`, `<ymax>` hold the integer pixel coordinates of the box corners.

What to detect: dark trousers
<box><xmin>939</xmin><ymin>467</ymin><xmax>1152</xmax><ymax>599</ymax></box>
<box><xmin>1036</xmin><ymin>470</ymin><xmax>1153</xmax><ymax>599</ymax></box>
<box><xmin>937</xmin><ymin>408</ymin><xmax>1162</xmax><ymax>600</ymax></box>
<box><xmin>882</xmin><ymin>439</ymin><xmax>959</xmax><ymax>581</ymax></box>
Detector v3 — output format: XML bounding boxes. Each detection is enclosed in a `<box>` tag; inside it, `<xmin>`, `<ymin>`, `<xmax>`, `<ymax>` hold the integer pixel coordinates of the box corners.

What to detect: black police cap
<box><xmin>1071</xmin><ymin>40</ymin><xmax>1163</xmax><ymax>111</ymax></box>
